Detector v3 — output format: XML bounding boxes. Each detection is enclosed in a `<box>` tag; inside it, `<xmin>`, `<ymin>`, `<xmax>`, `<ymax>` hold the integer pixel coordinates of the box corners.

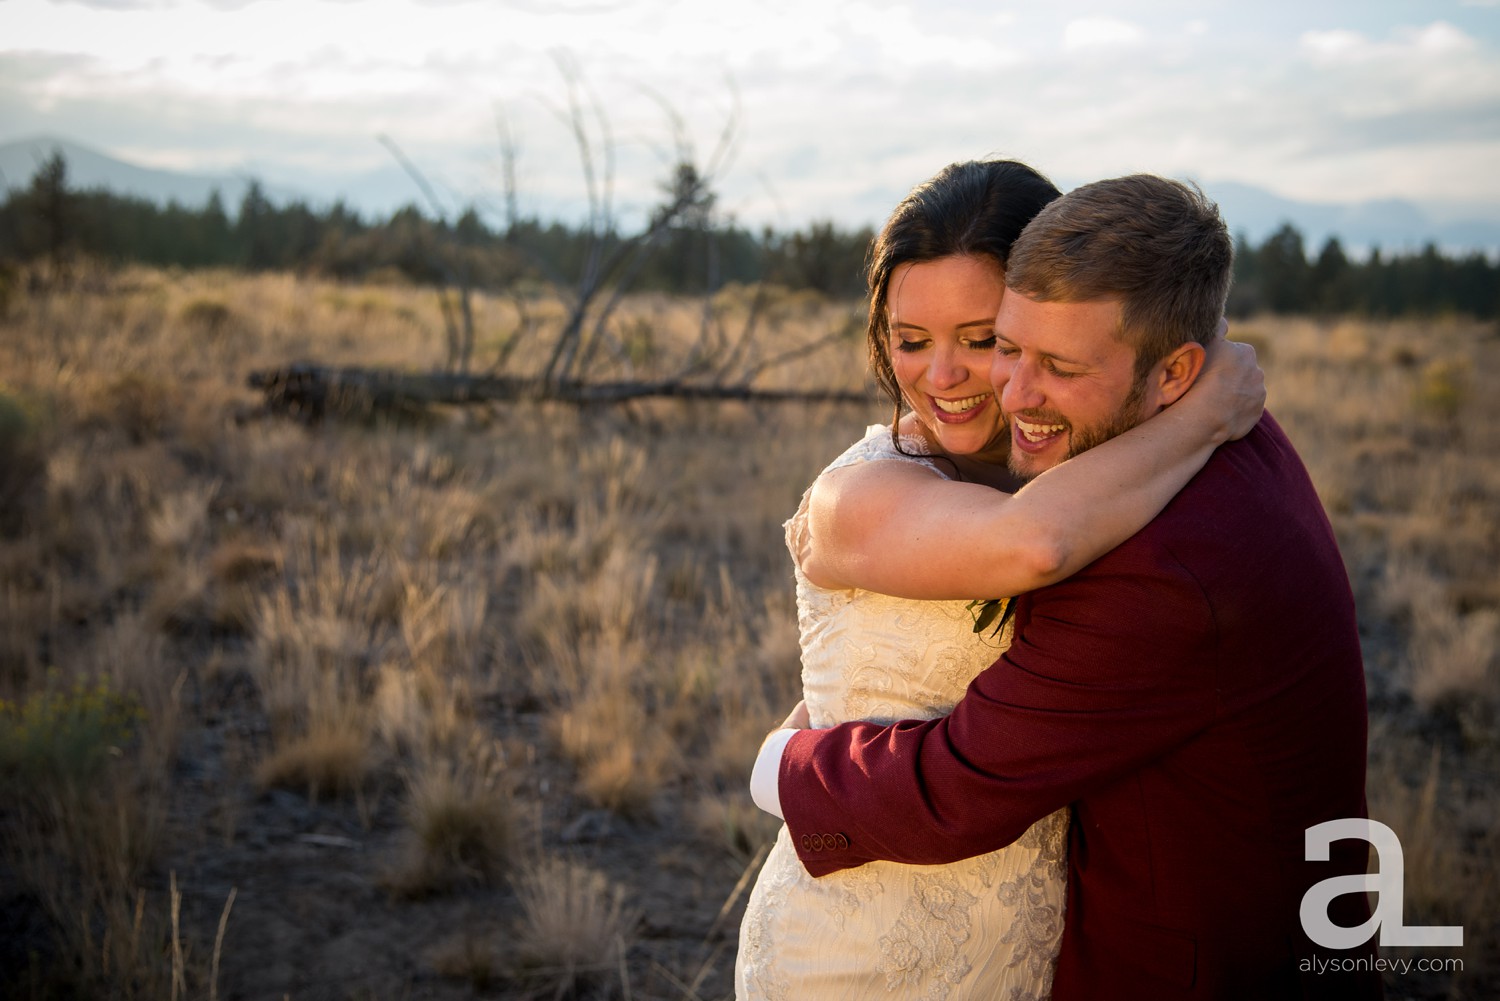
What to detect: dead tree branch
<box><xmin>377</xmin><ymin>134</ymin><xmax>476</xmax><ymax>374</ymax></box>
<box><xmin>317</xmin><ymin>60</ymin><xmax>862</xmax><ymax>421</ymax></box>
<box><xmin>247</xmin><ymin>363</ymin><xmax>871</xmax><ymax>421</ymax></box>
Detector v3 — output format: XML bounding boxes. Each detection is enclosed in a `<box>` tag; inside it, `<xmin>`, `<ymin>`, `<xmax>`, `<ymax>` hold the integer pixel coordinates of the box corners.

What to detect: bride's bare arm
<box><xmin>802</xmin><ymin>336</ymin><xmax>1264</xmax><ymax>598</ymax></box>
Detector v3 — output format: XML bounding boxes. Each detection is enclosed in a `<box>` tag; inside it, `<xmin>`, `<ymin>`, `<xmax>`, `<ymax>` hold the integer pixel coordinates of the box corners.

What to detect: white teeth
<box><xmin>933</xmin><ymin>394</ymin><xmax>989</xmax><ymax>414</ymax></box>
<box><xmin>1015</xmin><ymin>418</ymin><xmax>1066</xmax><ymax>443</ymax></box>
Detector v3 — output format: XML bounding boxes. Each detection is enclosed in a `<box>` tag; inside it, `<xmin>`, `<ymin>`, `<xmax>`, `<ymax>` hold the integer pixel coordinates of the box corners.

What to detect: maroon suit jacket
<box><xmin>779</xmin><ymin>414</ymin><xmax>1381</xmax><ymax>999</ymax></box>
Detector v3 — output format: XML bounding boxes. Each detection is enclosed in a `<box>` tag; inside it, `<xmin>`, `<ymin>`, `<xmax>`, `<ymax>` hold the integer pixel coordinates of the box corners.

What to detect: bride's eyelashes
<box><xmin>894</xmin><ymin>336</ymin><xmax>997</xmax><ymax>353</ymax></box>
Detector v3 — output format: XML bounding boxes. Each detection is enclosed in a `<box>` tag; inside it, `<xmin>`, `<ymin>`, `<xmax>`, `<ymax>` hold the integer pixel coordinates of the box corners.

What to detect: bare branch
<box><xmin>704</xmin><ymin>74</ymin><xmax>743</xmax><ymax>182</ymax></box>
<box><xmin>377</xmin><ymin>134</ymin><xmax>476</xmax><ymax>374</ymax></box>
<box><xmin>248</xmin><ymin>364</ymin><xmax>872</xmax><ymax>420</ymax></box>
<box><xmin>493</xmin><ymin>107</ymin><xmax>520</xmax><ymax>233</ymax></box>
<box><xmin>739</xmin><ymin>322</ymin><xmax>857</xmax><ymax>385</ymax></box>
<box><xmin>713</xmin><ymin>281</ymin><xmax>770</xmax><ymax>381</ymax></box>
<box><xmin>487</xmin><ymin>289</ymin><xmax>537</xmax><ymax>375</ymax></box>
<box><xmin>548</xmin><ymin>51</ymin><xmax>602</xmax><ymax>233</ymax></box>
<box><xmin>540</xmin><ymin>50</ymin><xmax>625</xmax><ymax>386</ymax></box>
<box><xmin>377</xmin><ymin>134</ymin><xmax>449</xmax><ymax>222</ymax></box>
<box><xmin>639</xmin><ymin>85</ymin><xmax>695</xmax><ymax>175</ymax></box>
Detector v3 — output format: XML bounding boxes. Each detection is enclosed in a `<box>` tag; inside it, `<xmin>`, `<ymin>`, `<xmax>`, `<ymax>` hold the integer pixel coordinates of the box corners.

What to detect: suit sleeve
<box><xmin>779</xmin><ymin>543</ymin><xmax>1221</xmax><ymax>876</ymax></box>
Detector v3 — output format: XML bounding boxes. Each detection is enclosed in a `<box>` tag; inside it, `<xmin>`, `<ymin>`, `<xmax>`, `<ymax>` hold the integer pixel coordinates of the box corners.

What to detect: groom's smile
<box><xmin>1012</xmin><ymin>416</ymin><xmax>1068</xmax><ymax>445</ymax></box>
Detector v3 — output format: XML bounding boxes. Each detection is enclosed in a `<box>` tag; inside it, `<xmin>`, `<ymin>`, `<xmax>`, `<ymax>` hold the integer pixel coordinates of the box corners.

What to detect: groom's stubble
<box><xmin>1006</xmin><ymin>373</ymin><xmax>1151</xmax><ymax>482</ymax></box>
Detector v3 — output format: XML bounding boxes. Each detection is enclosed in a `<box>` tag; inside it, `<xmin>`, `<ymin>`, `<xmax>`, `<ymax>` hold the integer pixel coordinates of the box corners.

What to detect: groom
<box><xmin>752</xmin><ymin>175</ymin><xmax>1382</xmax><ymax>999</ymax></box>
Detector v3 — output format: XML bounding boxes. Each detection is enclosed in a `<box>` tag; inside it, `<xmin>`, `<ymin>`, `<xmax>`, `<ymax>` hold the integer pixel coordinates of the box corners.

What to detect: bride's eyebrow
<box><xmin>892</xmin><ymin>319</ymin><xmax>996</xmax><ymax>332</ymax></box>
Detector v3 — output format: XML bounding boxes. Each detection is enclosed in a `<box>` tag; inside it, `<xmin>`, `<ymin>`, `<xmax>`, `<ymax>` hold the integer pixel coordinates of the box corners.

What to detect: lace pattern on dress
<box><xmin>997</xmin><ymin>809</ymin><xmax>1069</xmax><ymax>991</ymax></box>
<box><xmin>737</xmin><ymin>424</ymin><xmax>1067</xmax><ymax>1000</ymax></box>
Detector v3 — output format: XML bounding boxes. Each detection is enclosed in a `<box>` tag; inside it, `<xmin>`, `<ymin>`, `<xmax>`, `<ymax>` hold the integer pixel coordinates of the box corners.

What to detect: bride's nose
<box><xmin>927</xmin><ymin>344</ymin><xmax>968</xmax><ymax>390</ymax></box>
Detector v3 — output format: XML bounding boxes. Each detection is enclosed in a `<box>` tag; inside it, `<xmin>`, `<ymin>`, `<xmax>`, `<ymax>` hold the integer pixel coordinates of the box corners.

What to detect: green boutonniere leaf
<box><xmin>965</xmin><ymin>597</ymin><xmax>1011</xmax><ymax>642</ymax></box>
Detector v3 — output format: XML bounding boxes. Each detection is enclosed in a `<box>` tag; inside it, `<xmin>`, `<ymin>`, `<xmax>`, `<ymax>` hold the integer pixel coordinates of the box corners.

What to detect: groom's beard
<box><xmin>1008</xmin><ymin>376</ymin><xmax>1149</xmax><ymax>482</ymax></box>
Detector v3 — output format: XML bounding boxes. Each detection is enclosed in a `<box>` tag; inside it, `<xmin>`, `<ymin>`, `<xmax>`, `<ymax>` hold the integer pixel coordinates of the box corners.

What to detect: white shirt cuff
<box><xmin>750</xmin><ymin>727</ymin><xmax>797</xmax><ymax>820</ymax></box>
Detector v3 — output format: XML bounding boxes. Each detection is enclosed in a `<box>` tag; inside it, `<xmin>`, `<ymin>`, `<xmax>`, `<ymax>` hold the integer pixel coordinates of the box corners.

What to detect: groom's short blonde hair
<box><xmin>1005</xmin><ymin>174</ymin><xmax>1233</xmax><ymax>381</ymax></box>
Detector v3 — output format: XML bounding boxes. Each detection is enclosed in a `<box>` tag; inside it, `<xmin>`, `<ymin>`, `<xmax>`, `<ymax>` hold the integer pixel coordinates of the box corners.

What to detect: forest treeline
<box><xmin>2</xmin><ymin>152</ymin><xmax>1496</xmax><ymax>319</ymax></box>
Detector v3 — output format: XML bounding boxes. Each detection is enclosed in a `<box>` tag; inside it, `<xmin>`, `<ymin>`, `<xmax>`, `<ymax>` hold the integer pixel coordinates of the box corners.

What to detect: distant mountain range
<box><xmin>3</xmin><ymin>134</ymin><xmax>1498</xmax><ymax>255</ymax></box>
<box><xmin>1204</xmin><ymin>180</ymin><xmax>1500</xmax><ymax>257</ymax></box>
<box><xmin>0</xmin><ymin>135</ymin><xmax>391</xmax><ymax>220</ymax></box>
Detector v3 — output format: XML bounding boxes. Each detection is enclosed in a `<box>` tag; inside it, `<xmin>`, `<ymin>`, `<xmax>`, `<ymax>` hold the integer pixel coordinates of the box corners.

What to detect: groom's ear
<box><xmin>1152</xmin><ymin>341</ymin><xmax>1207</xmax><ymax>408</ymax></box>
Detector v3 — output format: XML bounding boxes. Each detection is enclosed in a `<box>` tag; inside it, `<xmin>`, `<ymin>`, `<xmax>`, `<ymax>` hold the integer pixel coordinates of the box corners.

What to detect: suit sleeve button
<box><xmin>834</xmin><ymin>833</ymin><xmax>849</xmax><ymax>850</ymax></box>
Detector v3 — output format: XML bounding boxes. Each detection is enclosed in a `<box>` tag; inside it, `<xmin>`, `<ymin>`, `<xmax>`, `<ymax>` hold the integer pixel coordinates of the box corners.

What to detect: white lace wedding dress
<box><xmin>736</xmin><ymin>424</ymin><xmax>1067</xmax><ymax>1001</ymax></box>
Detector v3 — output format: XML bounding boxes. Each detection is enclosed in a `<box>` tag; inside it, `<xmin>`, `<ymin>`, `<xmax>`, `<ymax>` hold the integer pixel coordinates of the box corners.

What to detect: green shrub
<box><xmin>0</xmin><ymin>259</ymin><xmax>17</xmax><ymax>316</ymax></box>
<box><xmin>1413</xmin><ymin>359</ymin><xmax>1469</xmax><ymax>420</ymax></box>
<box><xmin>0</xmin><ymin>388</ymin><xmax>47</xmax><ymax>535</ymax></box>
<box><xmin>0</xmin><ymin>388</ymin><xmax>30</xmax><ymax>447</ymax></box>
<box><xmin>91</xmin><ymin>371</ymin><xmax>181</xmax><ymax>442</ymax></box>
<box><xmin>179</xmin><ymin>296</ymin><xmax>234</xmax><ymax>336</ymax></box>
<box><xmin>0</xmin><ymin>675</ymin><xmax>144</xmax><ymax>794</ymax></box>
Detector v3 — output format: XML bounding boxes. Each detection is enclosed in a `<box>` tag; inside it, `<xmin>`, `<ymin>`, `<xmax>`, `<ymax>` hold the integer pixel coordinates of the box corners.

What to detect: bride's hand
<box><xmin>1190</xmin><ymin>320</ymin><xmax>1265</xmax><ymax>441</ymax></box>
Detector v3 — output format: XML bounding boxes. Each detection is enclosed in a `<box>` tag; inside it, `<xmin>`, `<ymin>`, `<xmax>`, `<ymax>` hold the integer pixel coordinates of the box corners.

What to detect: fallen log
<box><xmin>247</xmin><ymin>363</ymin><xmax>873</xmax><ymax>420</ymax></box>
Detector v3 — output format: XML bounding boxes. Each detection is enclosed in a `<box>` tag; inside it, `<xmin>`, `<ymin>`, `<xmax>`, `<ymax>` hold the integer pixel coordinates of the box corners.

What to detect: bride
<box><xmin>735</xmin><ymin>160</ymin><xmax>1263</xmax><ymax>999</ymax></box>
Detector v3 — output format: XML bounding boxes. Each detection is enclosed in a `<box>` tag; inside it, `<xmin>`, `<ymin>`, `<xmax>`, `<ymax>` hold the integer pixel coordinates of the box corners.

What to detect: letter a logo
<box><xmin>1302</xmin><ymin>818</ymin><xmax>1463</xmax><ymax>948</ymax></box>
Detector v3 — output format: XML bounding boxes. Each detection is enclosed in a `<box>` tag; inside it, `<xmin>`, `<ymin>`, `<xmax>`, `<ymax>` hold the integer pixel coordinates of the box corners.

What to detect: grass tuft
<box><xmin>511</xmin><ymin>855</ymin><xmax>641</xmax><ymax>998</ymax></box>
<box><xmin>254</xmin><ymin>717</ymin><xmax>375</xmax><ymax>803</ymax></box>
<box><xmin>384</xmin><ymin>744</ymin><xmax>517</xmax><ymax>896</ymax></box>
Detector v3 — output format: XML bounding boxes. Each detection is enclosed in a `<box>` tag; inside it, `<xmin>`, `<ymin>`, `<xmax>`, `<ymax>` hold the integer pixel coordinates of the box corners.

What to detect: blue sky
<box><xmin>2</xmin><ymin>0</ymin><xmax>1498</xmax><ymax>232</ymax></box>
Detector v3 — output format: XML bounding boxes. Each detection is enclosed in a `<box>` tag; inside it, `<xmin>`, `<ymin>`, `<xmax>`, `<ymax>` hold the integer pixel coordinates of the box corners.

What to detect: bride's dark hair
<box><xmin>866</xmin><ymin>160</ymin><xmax>1062</xmax><ymax>447</ymax></box>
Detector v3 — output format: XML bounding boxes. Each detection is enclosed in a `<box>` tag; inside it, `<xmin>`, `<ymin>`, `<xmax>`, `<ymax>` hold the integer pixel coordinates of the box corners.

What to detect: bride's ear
<box><xmin>1153</xmin><ymin>342</ymin><xmax>1207</xmax><ymax>408</ymax></box>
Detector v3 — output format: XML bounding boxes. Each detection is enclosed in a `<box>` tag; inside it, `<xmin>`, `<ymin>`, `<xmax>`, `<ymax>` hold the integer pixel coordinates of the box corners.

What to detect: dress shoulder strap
<box><xmin>822</xmin><ymin>424</ymin><xmax>949</xmax><ymax>478</ymax></box>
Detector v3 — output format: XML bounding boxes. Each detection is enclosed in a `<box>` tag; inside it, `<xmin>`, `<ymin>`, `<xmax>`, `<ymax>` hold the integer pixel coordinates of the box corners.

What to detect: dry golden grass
<box><xmin>253</xmin><ymin>716</ymin><xmax>377</xmax><ymax>802</ymax></box>
<box><xmin>429</xmin><ymin>923</ymin><xmax>502</xmax><ymax>990</ymax></box>
<box><xmin>0</xmin><ymin>263</ymin><xmax>1493</xmax><ymax>998</ymax></box>
<box><xmin>383</xmin><ymin>744</ymin><xmax>518</xmax><ymax>896</ymax></box>
<box><xmin>553</xmin><ymin>682</ymin><xmax>677</xmax><ymax>817</ymax></box>
<box><xmin>691</xmin><ymin>790</ymin><xmax>784</xmax><ymax>862</ymax></box>
<box><xmin>511</xmin><ymin>855</ymin><xmax>642</xmax><ymax>998</ymax></box>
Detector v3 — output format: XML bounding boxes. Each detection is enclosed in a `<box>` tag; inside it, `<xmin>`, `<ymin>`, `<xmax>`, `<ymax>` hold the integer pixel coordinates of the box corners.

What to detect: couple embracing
<box><xmin>735</xmin><ymin>163</ymin><xmax>1382</xmax><ymax>1000</ymax></box>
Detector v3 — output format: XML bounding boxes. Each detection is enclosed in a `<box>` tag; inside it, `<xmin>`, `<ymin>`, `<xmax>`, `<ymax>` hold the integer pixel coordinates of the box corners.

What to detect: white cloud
<box><xmin>1300</xmin><ymin>28</ymin><xmax>1368</xmax><ymax>61</ymax></box>
<box><xmin>1293</xmin><ymin>21</ymin><xmax>1496</xmax><ymax>120</ymax></box>
<box><xmin>3</xmin><ymin>1</ymin><xmax>1499</xmax><ymax>226</ymax></box>
<box><xmin>1301</xmin><ymin>20</ymin><xmax>1478</xmax><ymax>63</ymax></box>
<box><xmin>1061</xmin><ymin>16</ymin><xmax>1146</xmax><ymax>52</ymax></box>
<box><xmin>47</xmin><ymin>0</ymin><xmax>167</xmax><ymax>8</ymax></box>
<box><xmin>870</xmin><ymin>5</ymin><xmax>1017</xmax><ymax>70</ymax></box>
<box><xmin>1406</xmin><ymin>21</ymin><xmax>1477</xmax><ymax>54</ymax></box>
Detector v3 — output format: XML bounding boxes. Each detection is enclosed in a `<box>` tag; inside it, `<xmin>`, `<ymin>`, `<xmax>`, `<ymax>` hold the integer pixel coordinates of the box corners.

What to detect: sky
<box><xmin>2</xmin><ymin>0</ymin><xmax>1499</xmax><ymax>234</ymax></box>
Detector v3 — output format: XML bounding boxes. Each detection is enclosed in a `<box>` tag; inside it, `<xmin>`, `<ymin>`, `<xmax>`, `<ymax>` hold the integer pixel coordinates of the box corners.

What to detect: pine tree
<box><xmin>1257</xmin><ymin>223</ymin><xmax>1310</xmax><ymax>313</ymax></box>
<box><xmin>30</xmin><ymin>150</ymin><xmax>73</xmax><ymax>277</ymax></box>
<box><xmin>1310</xmin><ymin>237</ymin><xmax>1353</xmax><ymax>314</ymax></box>
<box><xmin>237</xmin><ymin>181</ymin><xmax>277</xmax><ymax>270</ymax></box>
